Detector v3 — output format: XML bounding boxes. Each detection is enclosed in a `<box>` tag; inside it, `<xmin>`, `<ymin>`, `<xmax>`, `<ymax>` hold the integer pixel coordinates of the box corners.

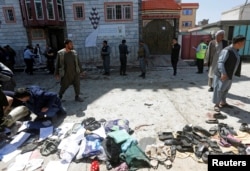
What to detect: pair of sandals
<box><xmin>214</xmin><ymin>103</ymin><xmax>233</xmax><ymax>112</ymax></box>
<box><xmin>206</xmin><ymin>113</ymin><xmax>227</xmax><ymax>124</ymax></box>
<box><xmin>81</xmin><ymin>117</ymin><xmax>104</xmax><ymax>131</ymax></box>
<box><xmin>40</xmin><ymin>138</ymin><xmax>61</xmax><ymax>156</ymax></box>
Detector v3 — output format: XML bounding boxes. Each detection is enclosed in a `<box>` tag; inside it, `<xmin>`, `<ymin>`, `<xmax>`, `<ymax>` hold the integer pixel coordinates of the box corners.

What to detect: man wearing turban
<box><xmin>204</xmin><ymin>30</ymin><xmax>228</xmax><ymax>92</ymax></box>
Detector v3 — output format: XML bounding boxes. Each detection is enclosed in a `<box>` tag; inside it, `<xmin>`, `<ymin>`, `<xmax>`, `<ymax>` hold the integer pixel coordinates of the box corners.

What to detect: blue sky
<box><xmin>182</xmin><ymin>0</ymin><xmax>248</xmax><ymax>24</ymax></box>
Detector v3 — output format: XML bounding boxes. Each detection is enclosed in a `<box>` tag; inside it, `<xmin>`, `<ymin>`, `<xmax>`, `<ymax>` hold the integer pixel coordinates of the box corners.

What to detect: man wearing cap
<box><xmin>204</xmin><ymin>30</ymin><xmax>228</xmax><ymax>92</ymax></box>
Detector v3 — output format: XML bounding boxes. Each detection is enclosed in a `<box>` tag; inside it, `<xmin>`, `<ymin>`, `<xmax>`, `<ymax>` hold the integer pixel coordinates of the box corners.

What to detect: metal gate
<box><xmin>143</xmin><ymin>19</ymin><xmax>174</xmax><ymax>54</ymax></box>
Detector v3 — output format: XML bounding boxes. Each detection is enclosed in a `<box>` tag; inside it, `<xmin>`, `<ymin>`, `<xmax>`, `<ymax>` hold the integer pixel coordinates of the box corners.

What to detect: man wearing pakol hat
<box><xmin>204</xmin><ymin>30</ymin><xmax>228</xmax><ymax>92</ymax></box>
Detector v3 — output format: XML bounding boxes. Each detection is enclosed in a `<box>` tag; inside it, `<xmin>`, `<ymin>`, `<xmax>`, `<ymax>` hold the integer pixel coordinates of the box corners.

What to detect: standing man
<box><xmin>137</xmin><ymin>40</ymin><xmax>150</xmax><ymax>79</ymax></box>
<box><xmin>171</xmin><ymin>38</ymin><xmax>181</xmax><ymax>76</ymax></box>
<box><xmin>34</xmin><ymin>44</ymin><xmax>42</xmax><ymax>65</ymax></box>
<box><xmin>24</xmin><ymin>45</ymin><xmax>36</xmax><ymax>75</ymax></box>
<box><xmin>119</xmin><ymin>39</ymin><xmax>129</xmax><ymax>76</ymax></box>
<box><xmin>204</xmin><ymin>30</ymin><xmax>228</xmax><ymax>92</ymax></box>
<box><xmin>195</xmin><ymin>39</ymin><xmax>207</xmax><ymax>74</ymax></box>
<box><xmin>44</xmin><ymin>45</ymin><xmax>56</xmax><ymax>74</ymax></box>
<box><xmin>101</xmin><ymin>40</ymin><xmax>111</xmax><ymax>76</ymax></box>
<box><xmin>55</xmin><ymin>39</ymin><xmax>84</xmax><ymax>102</ymax></box>
<box><xmin>213</xmin><ymin>35</ymin><xmax>245</xmax><ymax>112</ymax></box>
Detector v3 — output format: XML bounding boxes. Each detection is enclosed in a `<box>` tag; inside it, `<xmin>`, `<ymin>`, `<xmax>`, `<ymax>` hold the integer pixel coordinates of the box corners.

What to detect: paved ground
<box><xmin>1</xmin><ymin>56</ymin><xmax>250</xmax><ymax>171</ymax></box>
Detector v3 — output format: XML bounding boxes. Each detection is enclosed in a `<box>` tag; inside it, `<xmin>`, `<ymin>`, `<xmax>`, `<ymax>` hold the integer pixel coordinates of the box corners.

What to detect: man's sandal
<box><xmin>205</xmin><ymin>119</ymin><xmax>218</xmax><ymax>124</ymax></box>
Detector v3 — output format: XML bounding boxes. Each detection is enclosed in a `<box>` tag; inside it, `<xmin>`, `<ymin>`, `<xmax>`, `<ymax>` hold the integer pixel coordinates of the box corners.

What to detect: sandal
<box><xmin>158</xmin><ymin>132</ymin><xmax>174</xmax><ymax>141</ymax></box>
<box><xmin>81</xmin><ymin>117</ymin><xmax>96</xmax><ymax>127</ymax></box>
<box><xmin>219</xmin><ymin>103</ymin><xmax>233</xmax><ymax>108</ymax></box>
<box><xmin>209</xmin><ymin>126</ymin><xmax>218</xmax><ymax>136</ymax></box>
<box><xmin>193</xmin><ymin>126</ymin><xmax>211</xmax><ymax>137</ymax></box>
<box><xmin>218</xmin><ymin>138</ymin><xmax>231</xmax><ymax>147</ymax></box>
<box><xmin>85</xmin><ymin>121</ymin><xmax>101</xmax><ymax>131</ymax></box>
<box><xmin>164</xmin><ymin>138</ymin><xmax>182</xmax><ymax>146</ymax></box>
<box><xmin>205</xmin><ymin>119</ymin><xmax>218</xmax><ymax>124</ymax></box>
<box><xmin>40</xmin><ymin>138</ymin><xmax>60</xmax><ymax>156</ymax></box>
<box><xmin>240</xmin><ymin>123</ymin><xmax>250</xmax><ymax>132</ymax></box>
<box><xmin>207</xmin><ymin>140</ymin><xmax>222</xmax><ymax>153</ymax></box>
<box><xmin>194</xmin><ymin>143</ymin><xmax>208</xmax><ymax>158</ymax></box>
<box><xmin>213</xmin><ymin>113</ymin><xmax>227</xmax><ymax>119</ymax></box>
<box><xmin>214</xmin><ymin>106</ymin><xmax>220</xmax><ymax>112</ymax></box>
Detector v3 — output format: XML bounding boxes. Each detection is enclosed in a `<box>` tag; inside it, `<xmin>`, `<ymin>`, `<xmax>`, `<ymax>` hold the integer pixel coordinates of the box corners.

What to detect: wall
<box><xmin>64</xmin><ymin>0</ymin><xmax>139</xmax><ymax>66</ymax></box>
<box><xmin>0</xmin><ymin>0</ymin><xmax>29</xmax><ymax>64</ymax></box>
<box><xmin>221</xmin><ymin>4</ymin><xmax>250</xmax><ymax>21</ymax></box>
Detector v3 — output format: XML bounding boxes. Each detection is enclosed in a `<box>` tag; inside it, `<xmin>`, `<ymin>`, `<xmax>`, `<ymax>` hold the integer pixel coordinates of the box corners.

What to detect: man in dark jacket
<box><xmin>212</xmin><ymin>35</ymin><xmax>245</xmax><ymax>112</ymax></box>
<box><xmin>171</xmin><ymin>38</ymin><xmax>181</xmax><ymax>76</ymax></box>
<box><xmin>119</xmin><ymin>39</ymin><xmax>129</xmax><ymax>76</ymax></box>
<box><xmin>14</xmin><ymin>85</ymin><xmax>66</xmax><ymax>120</ymax></box>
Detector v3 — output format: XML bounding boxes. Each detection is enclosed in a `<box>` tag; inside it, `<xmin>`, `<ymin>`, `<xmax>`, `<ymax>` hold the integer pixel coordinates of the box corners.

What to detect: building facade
<box><xmin>179</xmin><ymin>3</ymin><xmax>199</xmax><ymax>32</ymax></box>
<box><xmin>63</xmin><ymin>0</ymin><xmax>140</xmax><ymax>66</ymax></box>
<box><xmin>0</xmin><ymin>0</ymin><xmax>66</xmax><ymax>65</ymax></box>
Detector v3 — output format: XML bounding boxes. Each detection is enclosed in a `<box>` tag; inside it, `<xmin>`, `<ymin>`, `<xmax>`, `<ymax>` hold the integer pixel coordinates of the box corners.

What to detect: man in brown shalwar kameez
<box><xmin>55</xmin><ymin>39</ymin><xmax>84</xmax><ymax>102</ymax></box>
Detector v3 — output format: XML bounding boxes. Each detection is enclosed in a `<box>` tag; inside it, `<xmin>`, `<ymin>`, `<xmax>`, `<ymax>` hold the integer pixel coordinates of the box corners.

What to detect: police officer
<box><xmin>195</xmin><ymin>40</ymin><xmax>207</xmax><ymax>74</ymax></box>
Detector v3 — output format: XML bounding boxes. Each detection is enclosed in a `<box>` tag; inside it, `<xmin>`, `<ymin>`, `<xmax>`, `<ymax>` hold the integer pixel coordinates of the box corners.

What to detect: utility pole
<box><xmin>239</xmin><ymin>0</ymin><xmax>248</xmax><ymax>20</ymax></box>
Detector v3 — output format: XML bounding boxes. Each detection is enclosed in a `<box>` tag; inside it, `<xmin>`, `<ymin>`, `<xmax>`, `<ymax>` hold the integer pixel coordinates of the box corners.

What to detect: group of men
<box><xmin>0</xmin><ymin>39</ymin><xmax>85</xmax><ymax>134</ymax></box>
<box><xmin>100</xmin><ymin>39</ymin><xmax>150</xmax><ymax>79</ymax></box>
<box><xmin>170</xmin><ymin>31</ymin><xmax>246</xmax><ymax>113</ymax></box>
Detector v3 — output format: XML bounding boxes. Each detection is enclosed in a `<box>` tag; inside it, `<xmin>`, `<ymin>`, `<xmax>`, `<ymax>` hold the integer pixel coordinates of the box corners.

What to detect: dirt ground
<box><xmin>1</xmin><ymin>58</ymin><xmax>250</xmax><ymax>171</ymax></box>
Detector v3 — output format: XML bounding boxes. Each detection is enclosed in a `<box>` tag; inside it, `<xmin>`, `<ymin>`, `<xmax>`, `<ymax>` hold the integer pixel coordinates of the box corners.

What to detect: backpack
<box><xmin>102</xmin><ymin>136</ymin><xmax>122</xmax><ymax>167</ymax></box>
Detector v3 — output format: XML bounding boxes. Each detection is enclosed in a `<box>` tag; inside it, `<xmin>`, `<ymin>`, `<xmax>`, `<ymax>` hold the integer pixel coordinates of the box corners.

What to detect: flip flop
<box><xmin>205</xmin><ymin>119</ymin><xmax>218</xmax><ymax>124</ymax></box>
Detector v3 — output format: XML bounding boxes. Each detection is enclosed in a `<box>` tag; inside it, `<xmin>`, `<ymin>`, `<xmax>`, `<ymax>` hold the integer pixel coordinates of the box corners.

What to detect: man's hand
<box><xmin>221</xmin><ymin>74</ymin><xmax>228</xmax><ymax>81</ymax></box>
<box><xmin>80</xmin><ymin>72</ymin><xmax>86</xmax><ymax>78</ymax></box>
<box><xmin>41</xmin><ymin>107</ymin><xmax>48</xmax><ymax>113</ymax></box>
<box><xmin>55</xmin><ymin>74</ymin><xmax>60</xmax><ymax>81</ymax></box>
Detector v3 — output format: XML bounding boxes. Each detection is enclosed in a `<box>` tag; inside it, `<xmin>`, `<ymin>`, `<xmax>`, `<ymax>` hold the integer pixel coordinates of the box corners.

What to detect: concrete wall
<box><xmin>64</xmin><ymin>0</ymin><xmax>139</xmax><ymax>66</ymax></box>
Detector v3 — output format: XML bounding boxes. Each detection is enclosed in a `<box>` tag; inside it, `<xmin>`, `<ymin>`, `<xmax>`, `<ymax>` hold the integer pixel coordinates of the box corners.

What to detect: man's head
<box><xmin>64</xmin><ymin>39</ymin><xmax>73</xmax><ymax>50</ymax></box>
<box><xmin>215</xmin><ymin>30</ymin><xmax>225</xmax><ymax>42</ymax></box>
<box><xmin>103</xmin><ymin>40</ymin><xmax>108</xmax><ymax>46</ymax></box>
<box><xmin>14</xmin><ymin>88</ymin><xmax>31</xmax><ymax>102</ymax></box>
<box><xmin>122</xmin><ymin>39</ymin><xmax>126</xmax><ymax>44</ymax></box>
<box><xmin>232</xmin><ymin>35</ymin><xmax>246</xmax><ymax>50</ymax></box>
<box><xmin>172</xmin><ymin>38</ymin><xmax>177</xmax><ymax>44</ymax></box>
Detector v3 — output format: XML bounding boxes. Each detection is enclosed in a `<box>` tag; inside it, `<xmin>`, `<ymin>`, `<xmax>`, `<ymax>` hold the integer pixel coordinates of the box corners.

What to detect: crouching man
<box><xmin>14</xmin><ymin>85</ymin><xmax>66</xmax><ymax>122</ymax></box>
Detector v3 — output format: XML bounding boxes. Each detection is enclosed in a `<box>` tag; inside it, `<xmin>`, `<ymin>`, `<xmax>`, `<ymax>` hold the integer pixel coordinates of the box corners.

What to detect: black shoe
<box><xmin>208</xmin><ymin>87</ymin><xmax>213</xmax><ymax>92</ymax></box>
<box><xmin>123</xmin><ymin>73</ymin><xmax>127</xmax><ymax>76</ymax></box>
<box><xmin>196</xmin><ymin>72</ymin><xmax>202</xmax><ymax>74</ymax></box>
<box><xmin>75</xmin><ymin>96</ymin><xmax>84</xmax><ymax>102</ymax></box>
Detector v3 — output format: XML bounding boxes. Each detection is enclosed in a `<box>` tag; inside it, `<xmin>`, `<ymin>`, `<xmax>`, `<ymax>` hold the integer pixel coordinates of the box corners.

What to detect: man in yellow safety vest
<box><xmin>195</xmin><ymin>40</ymin><xmax>207</xmax><ymax>74</ymax></box>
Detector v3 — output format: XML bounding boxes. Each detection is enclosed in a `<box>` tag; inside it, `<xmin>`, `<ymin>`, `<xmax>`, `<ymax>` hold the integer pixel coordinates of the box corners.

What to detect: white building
<box><xmin>221</xmin><ymin>3</ymin><xmax>250</xmax><ymax>21</ymax></box>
